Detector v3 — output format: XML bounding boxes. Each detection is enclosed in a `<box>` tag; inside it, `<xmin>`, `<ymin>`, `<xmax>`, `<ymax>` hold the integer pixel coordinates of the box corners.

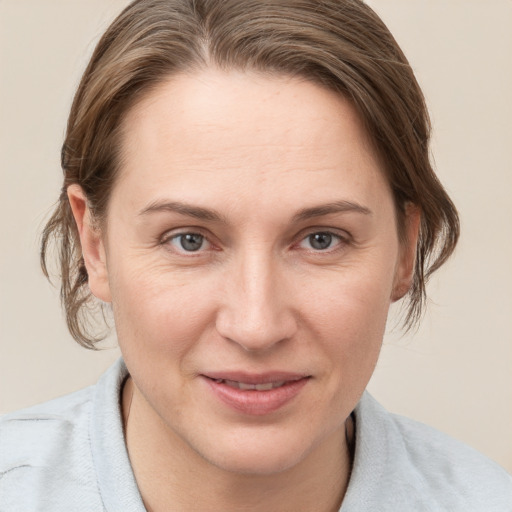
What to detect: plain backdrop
<box><xmin>0</xmin><ymin>1</ymin><xmax>511</xmax><ymax>472</ymax></box>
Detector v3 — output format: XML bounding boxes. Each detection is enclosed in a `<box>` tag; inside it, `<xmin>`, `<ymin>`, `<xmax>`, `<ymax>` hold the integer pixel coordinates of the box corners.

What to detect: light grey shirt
<box><xmin>1</xmin><ymin>359</ymin><xmax>511</xmax><ymax>511</ymax></box>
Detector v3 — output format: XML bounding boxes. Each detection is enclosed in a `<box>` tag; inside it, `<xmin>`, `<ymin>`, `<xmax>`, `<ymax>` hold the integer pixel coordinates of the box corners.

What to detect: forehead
<box><xmin>114</xmin><ymin>69</ymin><xmax>390</xmax><ymax>215</ymax></box>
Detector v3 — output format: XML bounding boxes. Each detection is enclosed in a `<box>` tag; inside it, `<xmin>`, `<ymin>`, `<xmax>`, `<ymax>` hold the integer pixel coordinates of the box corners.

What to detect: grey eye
<box><xmin>308</xmin><ymin>233</ymin><xmax>333</xmax><ymax>250</ymax></box>
<box><xmin>173</xmin><ymin>233</ymin><xmax>205</xmax><ymax>252</ymax></box>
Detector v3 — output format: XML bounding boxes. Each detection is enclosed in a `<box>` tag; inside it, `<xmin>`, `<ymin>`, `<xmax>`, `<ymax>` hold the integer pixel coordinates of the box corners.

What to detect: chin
<box><xmin>206</xmin><ymin>447</ymin><xmax>306</xmax><ymax>476</ymax></box>
<box><xmin>189</xmin><ymin>425</ymin><xmax>327</xmax><ymax>476</ymax></box>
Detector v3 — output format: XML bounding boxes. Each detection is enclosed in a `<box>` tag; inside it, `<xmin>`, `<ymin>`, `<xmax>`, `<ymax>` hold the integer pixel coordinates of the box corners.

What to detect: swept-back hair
<box><xmin>41</xmin><ymin>0</ymin><xmax>459</xmax><ymax>348</ymax></box>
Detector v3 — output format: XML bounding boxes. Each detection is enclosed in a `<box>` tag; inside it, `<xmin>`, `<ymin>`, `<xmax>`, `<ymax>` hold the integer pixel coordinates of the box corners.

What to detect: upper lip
<box><xmin>201</xmin><ymin>371</ymin><xmax>310</xmax><ymax>384</ymax></box>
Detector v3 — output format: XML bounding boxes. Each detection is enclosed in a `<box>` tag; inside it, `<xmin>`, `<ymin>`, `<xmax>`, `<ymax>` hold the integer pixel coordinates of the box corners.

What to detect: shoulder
<box><xmin>389</xmin><ymin>408</ymin><xmax>512</xmax><ymax>502</ymax></box>
<box><xmin>343</xmin><ymin>392</ymin><xmax>512</xmax><ymax>512</ymax></box>
<box><xmin>0</xmin><ymin>385</ymin><xmax>93</xmax><ymax>465</ymax></box>
<box><xmin>0</xmin><ymin>384</ymin><xmax>102</xmax><ymax>510</ymax></box>
<box><xmin>0</xmin><ymin>358</ymin><xmax>141</xmax><ymax>511</ymax></box>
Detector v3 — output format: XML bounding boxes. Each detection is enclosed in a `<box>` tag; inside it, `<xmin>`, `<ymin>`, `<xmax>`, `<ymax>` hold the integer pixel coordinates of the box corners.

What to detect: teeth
<box><xmin>254</xmin><ymin>382</ymin><xmax>274</xmax><ymax>391</ymax></box>
<box><xmin>239</xmin><ymin>382</ymin><xmax>258</xmax><ymax>390</ymax></box>
<box><xmin>221</xmin><ymin>379</ymin><xmax>286</xmax><ymax>391</ymax></box>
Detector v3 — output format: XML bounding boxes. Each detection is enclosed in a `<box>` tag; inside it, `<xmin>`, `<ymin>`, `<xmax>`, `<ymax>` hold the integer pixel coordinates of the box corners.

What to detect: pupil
<box><xmin>310</xmin><ymin>233</ymin><xmax>332</xmax><ymax>250</ymax></box>
<box><xmin>180</xmin><ymin>234</ymin><xmax>203</xmax><ymax>251</ymax></box>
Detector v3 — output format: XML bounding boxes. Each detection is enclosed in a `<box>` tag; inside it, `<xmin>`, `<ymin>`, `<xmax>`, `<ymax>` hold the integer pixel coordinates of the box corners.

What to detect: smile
<box><xmin>212</xmin><ymin>378</ymin><xmax>292</xmax><ymax>391</ymax></box>
<box><xmin>202</xmin><ymin>373</ymin><xmax>311</xmax><ymax>415</ymax></box>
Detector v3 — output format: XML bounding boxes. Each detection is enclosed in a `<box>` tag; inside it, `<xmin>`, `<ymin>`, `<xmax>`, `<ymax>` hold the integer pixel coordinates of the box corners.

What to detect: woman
<box><xmin>1</xmin><ymin>0</ymin><xmax>510</xmax><ymax>510</ymax></box>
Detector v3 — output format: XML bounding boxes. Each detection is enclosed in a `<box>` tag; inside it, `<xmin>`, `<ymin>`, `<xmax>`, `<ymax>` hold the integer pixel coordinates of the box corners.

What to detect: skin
<box><xmin>69</xmin><ymin>69</ymin><xmax>419</xmax><ymax>512</ymax></box>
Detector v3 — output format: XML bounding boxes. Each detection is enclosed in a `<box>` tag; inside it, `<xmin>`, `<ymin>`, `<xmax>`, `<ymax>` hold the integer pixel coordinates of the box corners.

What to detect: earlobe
<box><xmin>391</xmin><ymin>204</ymin><xmax>421</xmax><ymax>302</ymax></box>
<box><xmin>67</xmin><ymin>184</ymin><xmax>112</xmax><ymax>303</ymax></box>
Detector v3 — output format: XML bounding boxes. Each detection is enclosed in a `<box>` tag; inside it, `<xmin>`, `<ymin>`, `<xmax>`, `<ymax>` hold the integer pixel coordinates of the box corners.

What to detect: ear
<box><xmin>67</xmin><ymin>184</ymin><xmax>112</xmax><ymax>303</ymax></box>
<box><xmin>391</xmin><ymin>203</ymin><xmax>421</xmax><ymax>302</ymax></box>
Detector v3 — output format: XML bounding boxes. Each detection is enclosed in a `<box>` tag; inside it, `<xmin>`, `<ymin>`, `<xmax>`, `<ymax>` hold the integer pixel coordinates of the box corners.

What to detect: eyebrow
<box><xmin>292</xmin><ymin>200</ymin><xmax>372</xmax><ymax>222</ymax></box>
<box><xmin>138</xmin><ymin>200</ymin><xmax>227</xmax><ymax>222</ymax></box>
<box><xmin>138</xmin><ymin>199</ymin><xmax>372</xmax><ymax>223</ymax></box>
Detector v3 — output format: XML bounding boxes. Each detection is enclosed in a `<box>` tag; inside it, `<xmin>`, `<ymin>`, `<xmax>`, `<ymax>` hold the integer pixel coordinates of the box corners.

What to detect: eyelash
<box><xmin>161</xmin><ymin>230</ymin><xmax>212</xmax><ymax>254</ymax></box>
<box><xmin>160</xmin><ymin>229</ymin><xmax>350</xmax><ymax>256</ymax></box>
<box><xmin>297</xmin><ymin>231</ymin><xmax>347</xmax><ymax>253</ymax></box>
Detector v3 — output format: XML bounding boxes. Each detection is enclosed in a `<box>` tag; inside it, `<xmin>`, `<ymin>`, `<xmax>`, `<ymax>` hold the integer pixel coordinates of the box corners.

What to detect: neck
<box><xmin>123</xmin><ymin>377</ymin><xmax>353</xmax><ymax>512</ymax></box>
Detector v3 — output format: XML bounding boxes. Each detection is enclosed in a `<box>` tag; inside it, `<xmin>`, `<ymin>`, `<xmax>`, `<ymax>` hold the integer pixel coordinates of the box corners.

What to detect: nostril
<box><xmin>215</xmin><ymin>280</ymin><xmax>298</xmax><ymax>351</ymax></box>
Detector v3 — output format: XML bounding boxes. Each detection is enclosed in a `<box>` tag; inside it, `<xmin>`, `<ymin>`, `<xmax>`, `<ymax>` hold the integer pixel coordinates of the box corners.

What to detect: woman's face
<box><xmin>76</xmin><ymin>69</ymin><xmax>417</xmax><ymax>474</ymax></box>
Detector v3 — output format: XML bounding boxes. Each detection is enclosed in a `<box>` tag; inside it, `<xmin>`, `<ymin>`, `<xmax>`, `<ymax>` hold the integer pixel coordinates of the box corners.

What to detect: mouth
<box><xmin>208</xmin><ymin>378</ymin><xmax>301</xmax><ymax>391</ymax></box>
<box><xmin>201</xmin><ymin>372</ymin><xmax>311</xmax><ymax>415</ymax></box>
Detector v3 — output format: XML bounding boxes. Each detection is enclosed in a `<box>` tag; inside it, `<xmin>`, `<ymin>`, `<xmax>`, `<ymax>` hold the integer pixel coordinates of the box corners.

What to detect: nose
<box><xmin>215</xmin><ymin>252</ymin><xmax>298</xmax><ymax>352</ymax></box>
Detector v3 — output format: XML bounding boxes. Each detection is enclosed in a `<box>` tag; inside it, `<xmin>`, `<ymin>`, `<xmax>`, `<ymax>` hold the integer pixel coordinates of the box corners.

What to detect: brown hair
<box><xmin>41</xmin><ymin>0</ymin><xmax>459</xmax><ymax>348</ymax></box>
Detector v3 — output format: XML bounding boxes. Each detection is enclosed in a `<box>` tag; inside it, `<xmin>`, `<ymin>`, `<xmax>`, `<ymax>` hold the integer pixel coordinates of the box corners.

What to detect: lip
<box><xmin>201</xmin><ymin>371</ymin><xmax>311</xmax><ymax>416</ymax></box>
<box><xmin>203</xmin><ymin>371</ymin><xmax>307</xmax><ymax>385</ymax></box>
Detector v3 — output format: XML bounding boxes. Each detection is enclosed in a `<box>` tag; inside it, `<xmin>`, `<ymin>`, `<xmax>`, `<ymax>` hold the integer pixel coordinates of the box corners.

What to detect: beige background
<box><xmin>1</xmin><ymin>1</ymin><xmax>511</xmax><ymax>472</ymax></box>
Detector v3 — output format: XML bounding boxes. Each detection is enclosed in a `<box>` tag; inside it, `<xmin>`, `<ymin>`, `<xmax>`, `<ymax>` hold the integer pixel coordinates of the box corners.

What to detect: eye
<box><xmin>299</xmin><ymin>232</ymin><xmax>343</xmax><ymax>251</ymax></box>
<box><xmin>168</xmin><ymin>233</ymin><xmax>209</xmax><ymax>253</ymax></box>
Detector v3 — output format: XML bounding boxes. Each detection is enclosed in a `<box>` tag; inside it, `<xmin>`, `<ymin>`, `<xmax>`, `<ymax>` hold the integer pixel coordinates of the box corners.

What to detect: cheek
<box><xmin>300</xmin><ymin>257</ymin><xmax>396</xmax><ymax>386</ymax></box>
<box><xmin>109</xmin><ymin>261</ymin><xmax>218</xmax><ymax>360</ymax></box>
<box><xmin>303</xmin><ymin>254</ymin><xmax>396</xmax><ymax>335</ymax></box>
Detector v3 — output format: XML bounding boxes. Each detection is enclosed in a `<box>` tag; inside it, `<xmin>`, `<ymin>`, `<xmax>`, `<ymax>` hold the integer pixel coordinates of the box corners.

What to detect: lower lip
<box><xmin>203</xmin><ymin>377</ymin><xmax>310</xmax><ymax>416</ymax></box>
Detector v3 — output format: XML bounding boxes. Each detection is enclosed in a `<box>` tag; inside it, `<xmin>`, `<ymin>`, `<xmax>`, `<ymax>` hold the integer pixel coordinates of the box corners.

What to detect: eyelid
<box><xmin>160</xmin><ymin>223</ymin><xmax>211</xmax><ymax>238</ymax></box>
<box><xmin>295</xmin><ymin>228</ymin><xmax>351</xmax><ymax>252</ymax></box>
<box><xmin>160</xmin><ymin>228</ymin><xmax>216</xmax><ymax>254</ymax></box>
<box><xmin>158</xmin><ymin>226</ymin><xmax>351</xmax><ymax>254</ymax></box>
